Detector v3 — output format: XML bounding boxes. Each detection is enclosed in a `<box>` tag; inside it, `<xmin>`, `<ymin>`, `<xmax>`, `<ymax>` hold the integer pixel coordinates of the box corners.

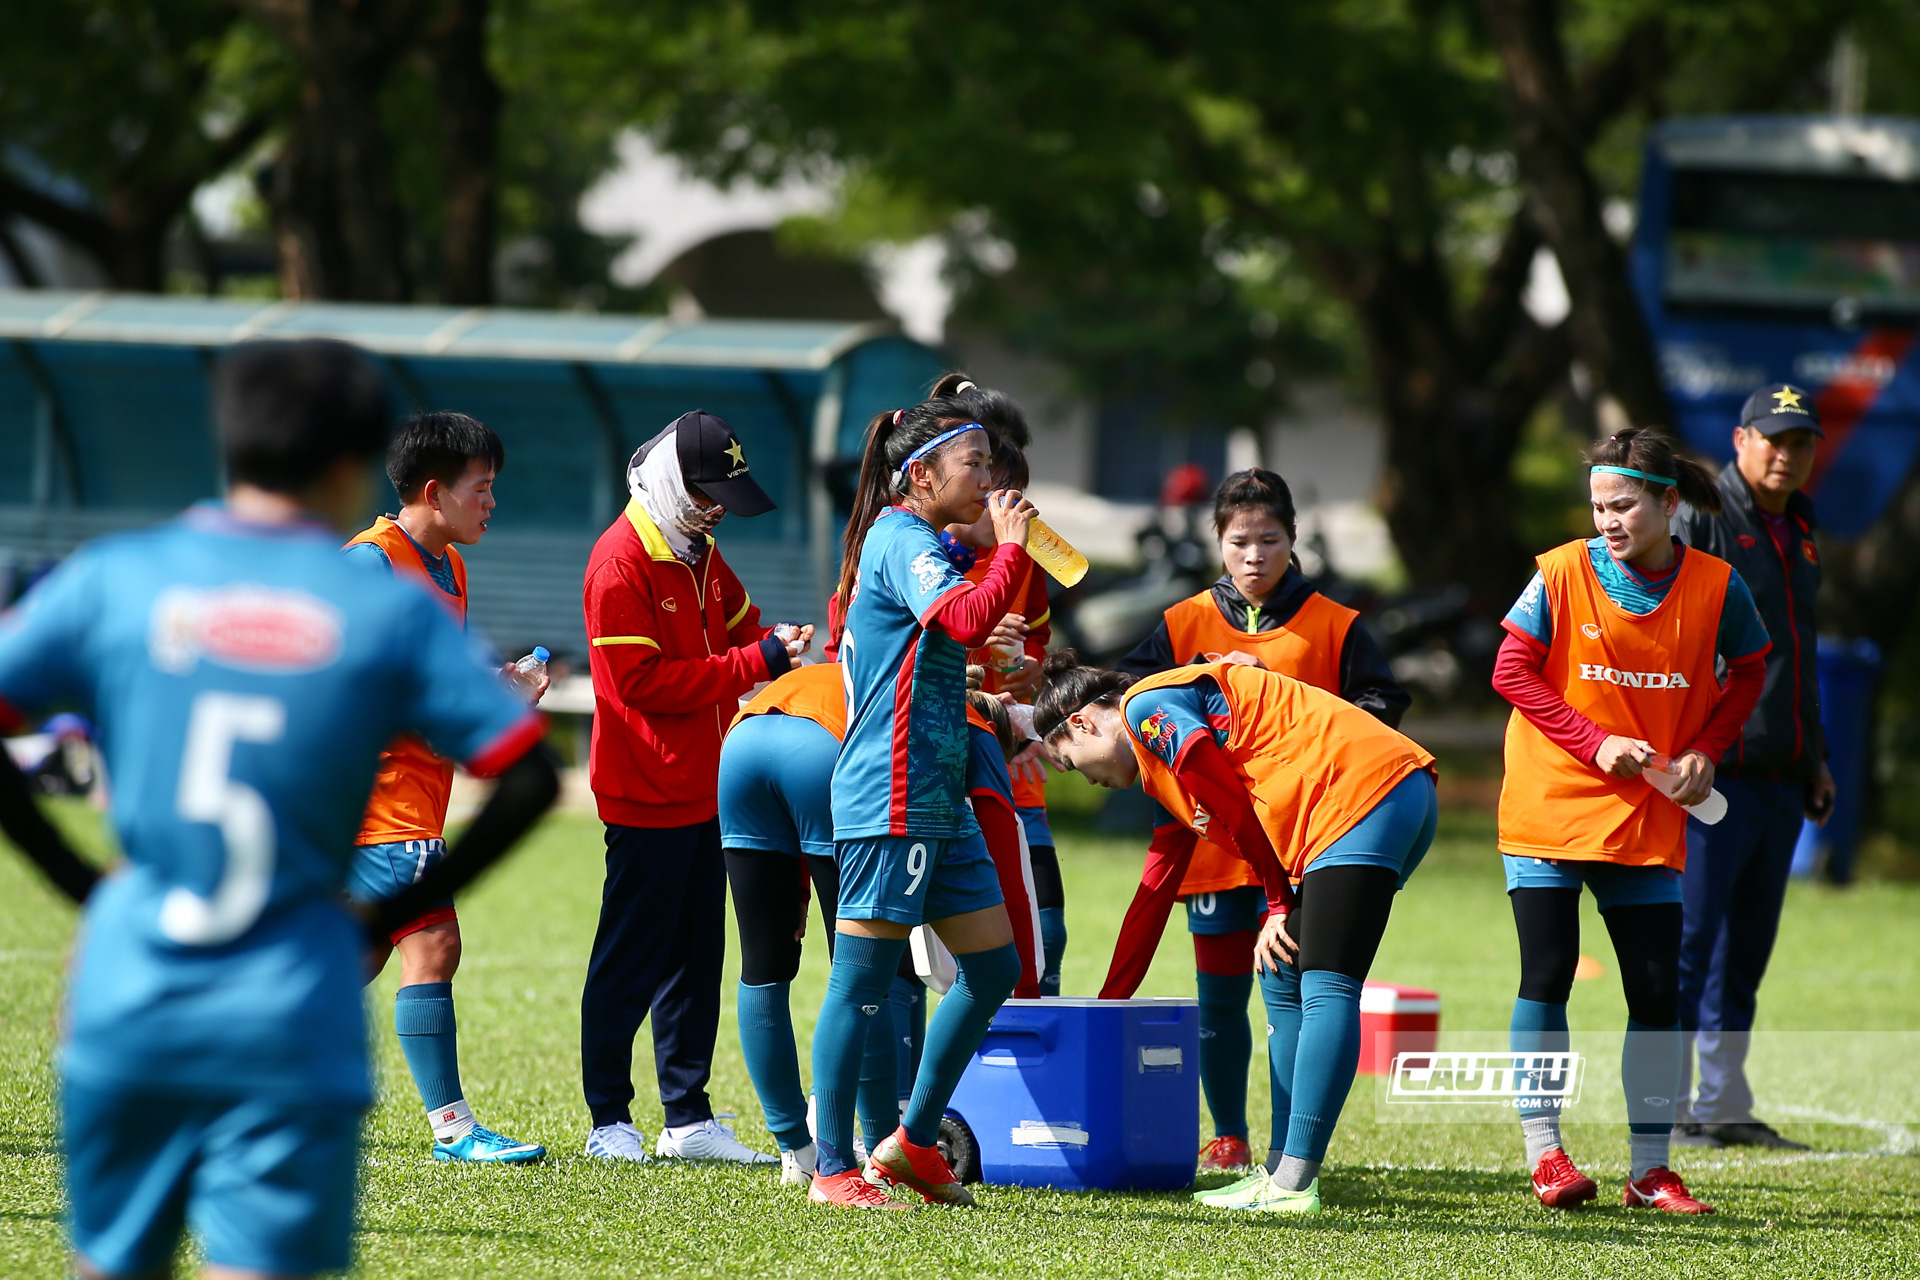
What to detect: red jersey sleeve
<box><xmin>585</xmin><ymin>557</ymin><xmax>771</xmax><ymax>714</ymax></box>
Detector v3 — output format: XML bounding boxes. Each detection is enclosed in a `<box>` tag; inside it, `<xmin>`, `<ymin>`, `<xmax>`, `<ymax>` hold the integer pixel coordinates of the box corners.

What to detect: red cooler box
<box><xmin>1358</xmin><ymin>982</ymin><xmax>1439</xmax><ymax>1076</ymax></box>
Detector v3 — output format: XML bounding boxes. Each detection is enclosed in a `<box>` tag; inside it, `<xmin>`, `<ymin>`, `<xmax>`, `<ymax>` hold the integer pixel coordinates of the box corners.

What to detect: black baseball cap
<box><xmin>1738</xmin><ymin>383</ymin><xmax>1823</xmax><ymax>438</ymax></box>
<box><xmin>632</xmin><ymin>409</ymin><xmax>776</xmax><ymax>516</ymax></box>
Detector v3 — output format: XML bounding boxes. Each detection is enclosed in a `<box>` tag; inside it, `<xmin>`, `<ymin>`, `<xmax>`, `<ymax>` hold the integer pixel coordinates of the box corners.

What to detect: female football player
<box><xmin>810</xmin><ymin>391</ymin><xmax>1037</xmax><ymax>1208</ymax></box>
<box><xmin>1492</xmin><ymin>427</ymin><xmax>1769</xmax><ymax>1215</ymax></box>
<box><xmin>1038</xmin><ymin>649</ymin><xmax>1436</xmax><ymax>1215</ymax></box>
<box><xmin>1117</xmin><ymin>467</ymin><xmax>1406</xmax><ymax>1172</ymax></box>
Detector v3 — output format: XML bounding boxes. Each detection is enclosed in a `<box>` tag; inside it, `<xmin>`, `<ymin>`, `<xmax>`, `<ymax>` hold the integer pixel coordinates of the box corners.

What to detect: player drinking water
<box><xmin>1039</xmin><ymin>650</ymin><xmax>1436</xmax><ymax>1216</ymax></box>
<box><xmin>1492</xmin><ymin>427</ymin><xmax>1769</xmax><ymax>1215</ymax></box>
<box><xmin>721</xmin><ymin>663</ymin><xmax>1041</xmax><ymax>1185</ymax></box>
<box><xmin>809</xmin><ymin>393</ymin><xmax>1036</xmax><ymax>1208</ymax></box>
<box><xmin>934</xmin><ymin>376</ymin><xmax>1066</xmax><ymax>995</ymax></box>
<box><xmin>342</xmin><ymin>411</ymin><xmax>547</xmax><ymax>1164</ymax></box>
<box><xmin>1117</xmin><ymin>467</ymin><xmax>1407</xmax><ymax>1173</ymax></box>
<box><xmin>0</xmin><ymin>339</ymin><xmax>558</xmax><ymax>1279</ymax></box>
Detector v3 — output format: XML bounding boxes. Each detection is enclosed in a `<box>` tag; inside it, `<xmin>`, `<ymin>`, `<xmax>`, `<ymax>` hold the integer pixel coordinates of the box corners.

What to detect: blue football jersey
<box><xmin>0</xmin><ymin>505</ymin><xmax>535</xmax><ymax>1103</ymax></box>
<box><xmin>832</xmin><ymin>507</ymin><xmax>977</xmax><ymax>840</ymax></box>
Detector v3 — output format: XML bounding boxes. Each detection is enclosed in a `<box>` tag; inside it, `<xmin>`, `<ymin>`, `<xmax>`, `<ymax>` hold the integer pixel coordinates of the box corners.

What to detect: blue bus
<box><xmin>1633</xmin><ymin>116</ymin><xmax>1920</xmax><ymax>538</ymax></box>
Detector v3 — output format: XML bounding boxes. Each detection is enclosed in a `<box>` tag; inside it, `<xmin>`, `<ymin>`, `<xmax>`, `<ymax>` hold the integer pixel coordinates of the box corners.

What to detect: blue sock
<box><xmin>736</xmin><ymin>981</ymin><xmax>811</xmax><ymax>1152</ymax></box>
<box><xmin>1038</xmin><ymin>907</ymin><xmax>1068</xmax><ymax>997</ymax></box>
<box><xmin>394</xmin><ymin>983</ymin><xmax>463</xmax><ymax>1114</ymax></box>
<box><xmin>1622</xmin><ymin>1017</ymin><xmax>1682</xmax><ymax>1135</ymax></box>
<box><xmin>1281</xmin><ymin>970</ymin><xmax>1363</xmax><ymax>1162</ymax></box>
<box><xmin>1195</xmin><ymin>969</ymin><xmax>1255</xmax><ymax>1139</ymax></box>
<box><xmin>1510</xmin><ymin>997</ymin><xmax>1572</xmax><ymax>1119</ymax></box>
<box><xmin>903</xmin><ymin>943</ymin><xmax>1020</xmax><ymax>1147</ymax></box>
<box><xmin>888</xmin><ymin>975</ymin><xmax>924</xmax><ymax>1105</ymax></box>
<box><xmin>810</xmin><ymin>935</ymin><xmax>907</xmax><ymax>1177</ymax></box>
<box><xmin>1258</xmin><ymin>962</ymin><xmax>1303</xmax><ymax>1154</ymax></box>
<box><xmin>857</xmin><ymin>993</ymin><xmax>899</xmax><ymax>1148</ymax></box>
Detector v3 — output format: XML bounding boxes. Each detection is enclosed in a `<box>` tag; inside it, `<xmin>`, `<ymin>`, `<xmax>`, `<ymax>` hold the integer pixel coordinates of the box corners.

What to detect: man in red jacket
<box><xmin>580</xmin><ymin>410</ymin><xmax>813</xmax><ymax>1164</ymax></box>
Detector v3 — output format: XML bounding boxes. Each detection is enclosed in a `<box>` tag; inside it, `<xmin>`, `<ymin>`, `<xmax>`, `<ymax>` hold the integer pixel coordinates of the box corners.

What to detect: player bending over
<box><xmin>341</xmin><ymin>412</ymin><xmax>547</xmax><ymax>1164</ymax></box>
<box><xmin>1115</xmin><ymin>466</ymin><xmax>1407</xmax><ymax>1174</ymax></box>
<box><xmin>1492</xmin><ymin>428</ymin><xmax>1767</xmax><ymax>1214</ymax></box>
<box><xmin>0</xmin><ymin>339</ymin><xmax>558</xmax><ymax>1279</ymax></box>
<box><xmin>1040</xmin><ymin>650</ymin><xmax>1436</xmax><ymax>1216</ymax></box>
<box><xmin>811</xmin><ymin>395</ymin><xmax>1036</xmax><ymax>1207</ymax></box>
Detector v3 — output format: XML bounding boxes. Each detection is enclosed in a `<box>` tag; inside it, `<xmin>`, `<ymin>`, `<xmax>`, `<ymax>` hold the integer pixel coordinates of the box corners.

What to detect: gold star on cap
<box><xmin>1772</xmin><ymin>387</ymin><xmax>1804</xmax><ymax>411</ymax></box>
<box><xmin>724</xmin><ymin>440</ymin><xmax>746</xmax><ymax>468</ymax></box>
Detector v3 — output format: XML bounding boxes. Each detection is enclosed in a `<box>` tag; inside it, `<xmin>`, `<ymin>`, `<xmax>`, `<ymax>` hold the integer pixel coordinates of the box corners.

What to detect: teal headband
<box><xmin>1591</xmin><ymin>464</ymin><xmax>1677</xmax><ymax>487</ymax></box>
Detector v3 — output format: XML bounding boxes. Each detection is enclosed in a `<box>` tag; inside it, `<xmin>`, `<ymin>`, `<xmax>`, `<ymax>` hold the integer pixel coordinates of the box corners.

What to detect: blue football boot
<box><xmin>433</xmin><ymin>1124</ymin><xmax>546</xmax><ymax>1164</ymax></box>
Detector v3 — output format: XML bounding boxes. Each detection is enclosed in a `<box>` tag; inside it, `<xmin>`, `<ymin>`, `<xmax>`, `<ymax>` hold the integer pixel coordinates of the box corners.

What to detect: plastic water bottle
<box><xmin>1644</xmin><ymin>753</ymin><xmax>1728</xmax><ymax>825</ymax></box>
<box><xmin>1025</xmin><ymin>516</ymin><xmax>1089</xmax><ymax>588</ymax></box>
<box><xmin>510</xmin><ymin>646</ymin><xmax>549</xmax><ymax>697</ymax></box>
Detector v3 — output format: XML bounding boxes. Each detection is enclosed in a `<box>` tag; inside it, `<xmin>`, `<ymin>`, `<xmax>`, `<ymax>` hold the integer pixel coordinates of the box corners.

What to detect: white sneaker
<box><xmin>780</xmin><ymin>1142</ymin><xmax>818</xmax><ymax>1185</ymax></box>
<box><xmin>655</xmin><ymin>1117</ymin><xmax>777</xmax><ymax>1164</ymax></box>
<box><xmin>584</xmin><ymin>1121</ymin><xmax>652</xmax><ymax>1163</ymax></box>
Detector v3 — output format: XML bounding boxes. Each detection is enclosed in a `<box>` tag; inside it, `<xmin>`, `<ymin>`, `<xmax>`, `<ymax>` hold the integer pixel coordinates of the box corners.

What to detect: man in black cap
<box><xmin>578</xmin><ymin>410</ymin><xmax>813</xmax><ymax>1164</ymax></box>
<box><xmin>1671</xmin><ymin>383</ymin><xmax>1834</xmax><ymax>1150</ymax></box>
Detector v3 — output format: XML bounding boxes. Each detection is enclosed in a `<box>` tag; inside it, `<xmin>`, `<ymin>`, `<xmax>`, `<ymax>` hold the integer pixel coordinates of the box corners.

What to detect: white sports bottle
<box><xmin>1644</xmin><ymin>752</ymin><xmax>1727</xmax><ymax>825</ymax></box>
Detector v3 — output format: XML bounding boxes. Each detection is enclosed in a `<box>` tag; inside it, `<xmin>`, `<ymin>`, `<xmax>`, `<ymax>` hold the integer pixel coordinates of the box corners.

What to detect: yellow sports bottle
<box><xmin>1026</xmin><ymin>516</ymin><xmax>1088</xmax><ymax>587</ymax></box>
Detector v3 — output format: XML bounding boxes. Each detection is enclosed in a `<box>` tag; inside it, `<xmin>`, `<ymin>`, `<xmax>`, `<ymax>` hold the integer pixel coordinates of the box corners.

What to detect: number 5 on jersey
<box><xmin>161</xmin><ymin>691</ymin><xmax>286</xmax><ymax>946</ymax></box>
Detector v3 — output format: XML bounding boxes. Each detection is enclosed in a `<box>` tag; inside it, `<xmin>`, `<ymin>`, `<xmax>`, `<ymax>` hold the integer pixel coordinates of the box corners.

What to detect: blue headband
<box><xmin>1591</xmin><ymin>464</ymin><xmax>1677</xmax><ymax>487</ymax></box>
<box><xmin>899</xmin><ymin>423</ymin><xmax>982</xmax><ymax>474</ymax></box>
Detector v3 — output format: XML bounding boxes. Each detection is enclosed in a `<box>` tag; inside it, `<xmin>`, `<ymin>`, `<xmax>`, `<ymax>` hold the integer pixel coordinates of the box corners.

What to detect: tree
<box><xmin>0</xmin><ymin>0</ymin><xmax>275</xmax><ymax>290</ymax></box>
<box><xmin>637</xmin><ymin>0</ymin><xmax>1862</xmax><ymax>598</ymax></box>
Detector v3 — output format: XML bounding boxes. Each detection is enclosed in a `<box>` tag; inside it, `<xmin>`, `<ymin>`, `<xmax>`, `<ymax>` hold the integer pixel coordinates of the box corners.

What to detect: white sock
<box><xmin>1630</xmin><ymin>1131</ymin><xmax>1671</xmax><ymax>1181</ymax></box>
<box><xmin>430</xmin><ymin>1098</ymin><xmax>475</xmax><ymax>1143</ymax></box>
<box><xmin>1521</xmin><ymin>1114</ymin><xmax>1563</xmax><ymax>1168</ymax></box>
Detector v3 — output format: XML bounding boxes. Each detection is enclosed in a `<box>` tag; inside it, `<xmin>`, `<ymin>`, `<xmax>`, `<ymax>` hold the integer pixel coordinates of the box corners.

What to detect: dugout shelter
<box><xmin>0</xmin><ymin>291</ymin><xmax>942</xmax><ymax>660</ymax></box>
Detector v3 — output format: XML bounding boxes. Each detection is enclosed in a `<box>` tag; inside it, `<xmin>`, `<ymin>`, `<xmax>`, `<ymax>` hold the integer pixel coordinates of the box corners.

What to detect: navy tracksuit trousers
<box><xmin>581</xmin><ymin>818</ymin><xmax>727</xmax><ymax>1129</ymax></box>
<box><xmin>1677</xmin><ymin>776</ymin><xmax>1803</xmax><ymax>1123</ymax></box>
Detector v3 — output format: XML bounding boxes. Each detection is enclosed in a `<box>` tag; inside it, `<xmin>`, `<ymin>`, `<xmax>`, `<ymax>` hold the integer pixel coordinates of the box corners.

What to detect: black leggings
<box><xmin>1510</xmin><ymin>889</ymin><xmax>1681</xmax><ymax>1025</ymax></box>
<box><xmin>725</xmin><ymin>848</ymin><xmax>841</xmax><ymax>986</ymax></box>
<box><xmin>1283</xmin><ymin>865</ymin><xmax>1400</xmax><ymax>979</ymax></box>
<box><xmin>1029</xmin><ymin>843</ymin><xmax>1065</xmax><ymax>912</ymax></box>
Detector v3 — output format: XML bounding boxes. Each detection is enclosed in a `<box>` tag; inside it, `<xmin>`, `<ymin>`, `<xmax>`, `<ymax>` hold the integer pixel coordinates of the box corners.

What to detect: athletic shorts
<box><xmin>1502</xmin><ymin>854</ymin><xmax>1683</xmax><ymax>910</ymax></box>
<box><xmin>1182</xmin><ymin>884</ymin><xmax>1268</xmax><ymax>934</ymax></box>
<box><xmin>346</xmin><ymin>838</ymin><xmax>455</xmax><ymax>943</ymax></box>
<box><xmin>718</xmin><ymin>713</ymin><xmax>839</xmax><ymax>858</ymax></box>
<box><xmin>1309</xmin><ymin>770</ymin><xmax>1440</xmax><ymax>888</ymax></box>
<box><xmin>1015</xmin><ymin>804</ymin><xmax>1053</xmax><ymax>849</ymax></box>
<box><xmin>834</xmin><ymin>832</ymin><xmax>1004</xmax><ymax>926</ymax></box>
<box><xmin>64</xmin><ymin>1081</ymin><xmax>361</xmax><ymax>1277</ymax></box>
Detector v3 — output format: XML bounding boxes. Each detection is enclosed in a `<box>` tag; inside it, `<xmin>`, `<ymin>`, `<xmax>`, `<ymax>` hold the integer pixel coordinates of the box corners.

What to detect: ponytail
<box><xmin>1584</xmin><ymin>427</ymin><xmax>1722</xmax><ymax>515</ymax></box>
<box><xmin>1033</xmin><ymin>648</ymin><xmax>1136</xmax><ymax>741</ymax></box>
<box><xmin>833</xmin><ymin>393</ymin><xmax>987</xmax><ymax>634</ymax></box>
<box><xmin>934</xmin><ymin>371</ymin><xmax>1031</xmax><ymax>488</ymax></box>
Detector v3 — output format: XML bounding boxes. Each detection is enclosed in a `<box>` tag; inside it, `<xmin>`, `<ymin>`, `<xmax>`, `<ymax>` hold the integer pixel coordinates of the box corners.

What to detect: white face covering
<box><xmin>628</xmin><ymin>434</ymin><xmax>720</xmax><ymax>566</ymax></box>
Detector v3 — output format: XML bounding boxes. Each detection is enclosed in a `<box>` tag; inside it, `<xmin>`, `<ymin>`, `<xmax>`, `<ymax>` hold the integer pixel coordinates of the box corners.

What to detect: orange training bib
<box><xmin>1496</xmin><ymin>540</ymin><xmax>1731</xmax><ymax>869</ymax></box>
<box><xmin>733</xmin><ymin>662</ymin><xmax>849</xmax><ymax>741</ymax></box>
<box><xmin>1160</xmin><ymin>589</ymin><xmax>1356</xmax><ymax>895</ymax></box>
<box><xmin>347</xmin><ymin>517</ymin><xmax>468</xmax><ymax>845</ymax></box>
<box><xmin>1127</xmin><ymin>662</ymin><xmax>1433</xmax><ymax>883</ymax></box>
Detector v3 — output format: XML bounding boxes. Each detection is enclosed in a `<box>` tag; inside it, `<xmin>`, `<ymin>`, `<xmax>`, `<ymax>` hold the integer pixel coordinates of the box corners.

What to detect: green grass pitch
<box><xmin>2</xmin><ymin>794</ymin><xmax>1917</xmax><ymax>1277</ymax></box>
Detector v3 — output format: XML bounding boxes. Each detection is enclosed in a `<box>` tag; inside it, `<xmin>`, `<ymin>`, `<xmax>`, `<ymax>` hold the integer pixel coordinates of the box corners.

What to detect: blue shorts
<box><xmin>719</xmin><ymin>713</ymin><xmax>839</xmax><ymax>858</ymax></box>
<box><xmin>1015</xmin><ymin>804</ymin><xmax>1053</xmax><ymax>849</ymax></box>
<box><xmin>1502</xmin><ymin>855</ymin><xmax>1683</xmax><ymax>910</ymax></box>
<box><xmin>835</xmin><ymin>832</ymin><xmax>1004</xmax><ymax>926</ymax></box>
<box><xmin>1310</xmin><ymin>770</ymin><xmax>1439</xmax><ymax>888</ymax></box>
<box><xmin>1183</xmin><ymin>885</ymin><xmax>1268</xmax><ymax>934</ymax></box>
<box><xmin>346</xmin><ymin>838</ymin><xmax>454</xmax><ymax>941</ymax></box>
<box><xmin>65</xmin><ymin>1081</ymin><xmax>361</xmax><ymax>1276</ymax></box>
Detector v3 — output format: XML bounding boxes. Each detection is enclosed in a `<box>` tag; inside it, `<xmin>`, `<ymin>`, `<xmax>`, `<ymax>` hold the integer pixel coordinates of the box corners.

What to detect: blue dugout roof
<box><xmin>0</xmin><ymin>291</ymin><xmax>946</xmax><ymax>658</ymax></box>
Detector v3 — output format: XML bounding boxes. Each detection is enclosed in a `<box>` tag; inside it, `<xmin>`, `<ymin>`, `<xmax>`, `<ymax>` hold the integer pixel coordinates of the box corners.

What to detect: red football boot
<box><xmin>1530</xmin><ymin>1147</ymin><xmax>1599</xmax><ymax>1208</ymax></box>
<box><xmin>867</xmin><ymin>1127</ymin><xmax>975</xmax><ymax>1206</ymax></box>
<box><xmin>1623</xmin><ymin>1166</ymin><xmax>1716</xmax><ymax>1214</ymax></box>
<box><xmin>1198</xmin><ymin>1134</ymin><xmax>1253</xmax><ymax>1174</ymax></box>
<box><xmin>809</xmin><ymin>1169</ymin><xmax>908</xmax><ymax>1209</ymax></box>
